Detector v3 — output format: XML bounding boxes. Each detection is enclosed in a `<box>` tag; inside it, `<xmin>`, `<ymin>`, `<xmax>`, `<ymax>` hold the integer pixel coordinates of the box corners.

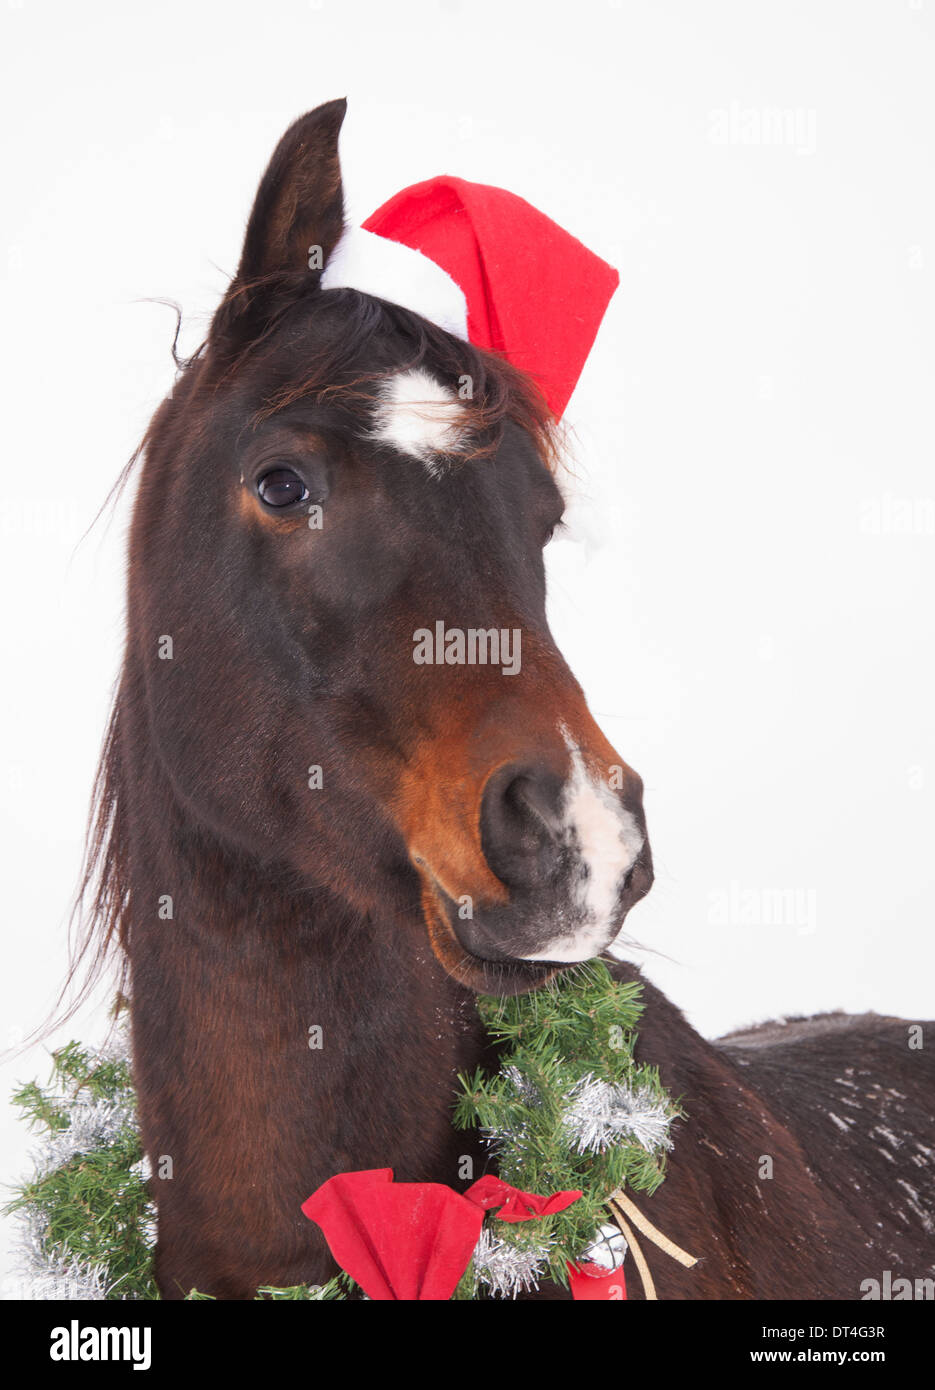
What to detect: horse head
<box><xmin>129</xmin><ymin>98</ymin><xmax>652</xmax><ymax>997</ymax></box>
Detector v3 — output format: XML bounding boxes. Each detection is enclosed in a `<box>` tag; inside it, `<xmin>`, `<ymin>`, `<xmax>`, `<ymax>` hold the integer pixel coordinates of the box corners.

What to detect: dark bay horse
<box><xmin>82</xmin><ymin>99</ymin><xmax>934</xmax><ymax>1299</ymax></box>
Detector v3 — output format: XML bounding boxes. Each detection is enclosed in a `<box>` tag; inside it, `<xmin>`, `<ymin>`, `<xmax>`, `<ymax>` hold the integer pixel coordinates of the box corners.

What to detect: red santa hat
<box><xmin>320</xmin><ymin>176</ymin><xmax>619</xmax><ymax>419</ymax></box>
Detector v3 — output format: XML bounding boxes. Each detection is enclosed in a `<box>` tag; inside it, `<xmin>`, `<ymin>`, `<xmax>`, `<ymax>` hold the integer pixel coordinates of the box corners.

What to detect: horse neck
<box><xmin>118</xmin><ymin>714</ymin><xmax>493</xmax><ymax>1187</ymax></box>
<box><xmin>122</xmin><ymin>740</ymin><xmax>847</xmax><ymax>1294</ymax></box>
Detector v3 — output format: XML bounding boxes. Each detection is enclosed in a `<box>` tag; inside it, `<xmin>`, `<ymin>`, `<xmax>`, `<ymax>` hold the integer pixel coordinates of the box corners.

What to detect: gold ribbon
<box><xmin>606</xmin><ymin>1189</ymin><xmax>699</xmax><ymax>1301</ymax></box>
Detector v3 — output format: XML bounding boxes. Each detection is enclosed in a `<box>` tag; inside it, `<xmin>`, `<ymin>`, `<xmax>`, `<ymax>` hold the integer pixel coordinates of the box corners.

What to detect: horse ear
<box><xmin>211</xmin><ymin>98</ymin><xmax>347</xmax><ymax>345</ymax></box>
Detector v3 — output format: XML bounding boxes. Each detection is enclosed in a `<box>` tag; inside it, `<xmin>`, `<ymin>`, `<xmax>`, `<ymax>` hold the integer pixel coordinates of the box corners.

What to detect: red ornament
<box><xmin>567</xmin><ymin>1261</ymin><xmax>628</xmax><ymax>1301</ymax></box>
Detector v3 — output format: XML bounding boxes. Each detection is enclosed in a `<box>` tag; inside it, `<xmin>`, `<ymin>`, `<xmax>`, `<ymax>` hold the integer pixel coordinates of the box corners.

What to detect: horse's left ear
<box><xmin>211</xmin><ymin>98</ymin><xmax>347</xmax><ymax>345</ymax></box>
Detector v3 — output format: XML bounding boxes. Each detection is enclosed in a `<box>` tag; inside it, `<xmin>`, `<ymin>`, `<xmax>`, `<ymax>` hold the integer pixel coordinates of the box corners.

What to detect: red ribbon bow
<box><xmin>301</xmin><ymin>1169</ymin><xmax>483</xmax><ymax>1301</ymax></box>
<box><xmin>302</xmin><ymin>1169</ymin><xmax>583</xmax><ymax>1300</ymax></box>
<box><xmin>463</xmin><ymin>1174</ymin><xmax>582</xmax><ymax>1222</ymax></box>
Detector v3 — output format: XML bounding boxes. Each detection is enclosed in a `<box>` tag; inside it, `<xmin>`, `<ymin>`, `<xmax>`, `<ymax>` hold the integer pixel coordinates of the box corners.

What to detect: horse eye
<box><xmin>257</xmin><ymin>468</ymin><xmax>309</xmax><ymax>508</ymax></box>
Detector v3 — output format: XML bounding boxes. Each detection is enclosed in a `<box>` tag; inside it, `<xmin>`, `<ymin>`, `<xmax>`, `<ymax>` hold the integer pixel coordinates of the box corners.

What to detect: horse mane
<box><xmin>65</xmin><ymin>696</ymin><xmax>133</xmax><ymax>1026</ymax></box>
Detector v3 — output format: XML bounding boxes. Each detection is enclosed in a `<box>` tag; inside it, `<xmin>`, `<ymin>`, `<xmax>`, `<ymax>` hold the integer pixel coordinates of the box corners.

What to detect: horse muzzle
<box><xmin>405</xmin><ymin>732</ymin><xmax>653</xmax><ymax>993</ymax></box>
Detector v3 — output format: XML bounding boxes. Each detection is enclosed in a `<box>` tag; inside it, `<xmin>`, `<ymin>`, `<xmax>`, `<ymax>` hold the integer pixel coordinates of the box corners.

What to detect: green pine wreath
<box><xmin>8</xmin><ymin>961</ymin><xmax>679</xmax><ymax>1300</ymax></box>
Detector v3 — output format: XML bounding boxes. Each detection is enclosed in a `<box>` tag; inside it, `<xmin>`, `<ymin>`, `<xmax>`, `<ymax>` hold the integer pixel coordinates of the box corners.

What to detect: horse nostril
<box><xmin>480</xmin><ymin>763</ymin><xmax>566</xmax><ymax>892</ymax></box>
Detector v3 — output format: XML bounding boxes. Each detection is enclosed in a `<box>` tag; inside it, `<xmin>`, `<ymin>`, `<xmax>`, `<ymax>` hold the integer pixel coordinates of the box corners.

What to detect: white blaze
<box><xmin>370</xmin><ymin>367</ymin><xmax>470</xmax><ymax>470</ymax></box>
<box><xmin>522</xmin><ymin>735</ymin><xmax>644</xmax><ymax>962</ymax></box>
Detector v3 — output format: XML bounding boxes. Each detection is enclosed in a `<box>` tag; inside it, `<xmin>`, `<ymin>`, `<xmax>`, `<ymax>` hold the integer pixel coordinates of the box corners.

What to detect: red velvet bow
<box><xmin>302</xmin><ymin>1169</ymin><xmax>484</xmax><ymax>1301</ymax></box>
<box><xmin>463</xmin><ymin>1175</ymin><xmax>582</xmax><ymax>1223</ymax></box>
<box><xmin>302</xmin><ymin>1169</ymin><xmax>583</xmax><ymax>1300</ymax></box>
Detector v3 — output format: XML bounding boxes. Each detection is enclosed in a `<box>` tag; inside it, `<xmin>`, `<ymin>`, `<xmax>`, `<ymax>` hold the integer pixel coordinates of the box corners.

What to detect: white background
<box><xmin>1</xmin><ymin>0</ymin><xmax>933</xmax><ymax>1291</ymax></box>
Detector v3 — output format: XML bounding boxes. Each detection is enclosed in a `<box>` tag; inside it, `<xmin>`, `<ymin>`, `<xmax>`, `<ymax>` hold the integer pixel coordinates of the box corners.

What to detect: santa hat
<box><xmin>320</xmin><ymin>176</ymin><xmax>619</xmax><ymax>419</ymax></box>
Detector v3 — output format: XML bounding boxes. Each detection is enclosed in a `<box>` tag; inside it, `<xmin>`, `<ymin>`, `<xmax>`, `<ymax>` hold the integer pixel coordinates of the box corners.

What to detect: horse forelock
<box><xmin>204</xmin><ymin>285</ymin><xmax>561</xmax><ymax>474</ymax></box>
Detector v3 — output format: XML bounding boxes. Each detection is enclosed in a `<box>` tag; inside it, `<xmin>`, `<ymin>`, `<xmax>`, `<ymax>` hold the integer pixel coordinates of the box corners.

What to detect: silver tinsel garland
<box><xmin>12</xmin><ymin>1209</ymin><xmax>114</xmax><ymax>1301</ymax></box>
<box><xmin>561</xmin><ymin>1075</ymin><xmax>674</xmax><ymax>1156</ymax></box>
<box><xmin>475</xmin><ymin>1064</ymin><xmax>543</xmax><ymax>1154</ymax></box>
<box><xmin>502</xmin><ymin>1064</ymin><xmax>542</xmax><ymax>1107</ymax></box>
<box><xmin>35</xmin><ymin>1096</ymin><xmax>135</xmax><ymax>1175</ymax></box>
<box><xmin>479</xmin><ymin>1065</ymin><xmax>673</xmax><ymax>1160</ymax></box>
<box><xmin>11</xmin><ymin>1024</ymin><xmax>152</xmax><ymax>1302</ymax></box>
<box><xmin>471</xmin><ymin>1226</ymin><xmax>553</xmax><ymax>1299</ymax></box>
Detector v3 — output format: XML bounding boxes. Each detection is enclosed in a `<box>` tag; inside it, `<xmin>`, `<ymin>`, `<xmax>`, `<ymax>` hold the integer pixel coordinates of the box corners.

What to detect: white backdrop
<box><xmin>2</xmin><ymin>0</ymin><xmax>933</xmax><ymax>1291</ymax></box>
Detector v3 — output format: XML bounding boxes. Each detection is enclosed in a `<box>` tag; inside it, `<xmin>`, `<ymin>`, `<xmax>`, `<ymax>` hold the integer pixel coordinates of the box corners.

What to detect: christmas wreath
<box><xmin>8</xmin><ymin>961</ymin><xmax>694</xmax><ymax>1300</ymax></box>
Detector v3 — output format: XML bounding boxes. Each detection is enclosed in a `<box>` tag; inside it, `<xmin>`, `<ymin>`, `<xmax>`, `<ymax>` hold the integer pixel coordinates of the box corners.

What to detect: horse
<box><xmin>79</xmin><ymin>98</ymin><xmax>934</xmax><ymax>1300</ymax></box>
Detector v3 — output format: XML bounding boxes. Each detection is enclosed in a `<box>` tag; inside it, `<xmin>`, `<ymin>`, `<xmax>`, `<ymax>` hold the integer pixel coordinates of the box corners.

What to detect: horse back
<box><xmin>717</xmin><ymin>1011</ymin><xmax>935</xmax><ymax>1278</ymax></box>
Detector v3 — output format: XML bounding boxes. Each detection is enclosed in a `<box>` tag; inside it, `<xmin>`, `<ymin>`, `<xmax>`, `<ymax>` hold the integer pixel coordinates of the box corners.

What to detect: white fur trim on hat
<box><xmin>321</xmin><ymin>225</ymin><xmax>469</xmax><ymax>341</ymax></box>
